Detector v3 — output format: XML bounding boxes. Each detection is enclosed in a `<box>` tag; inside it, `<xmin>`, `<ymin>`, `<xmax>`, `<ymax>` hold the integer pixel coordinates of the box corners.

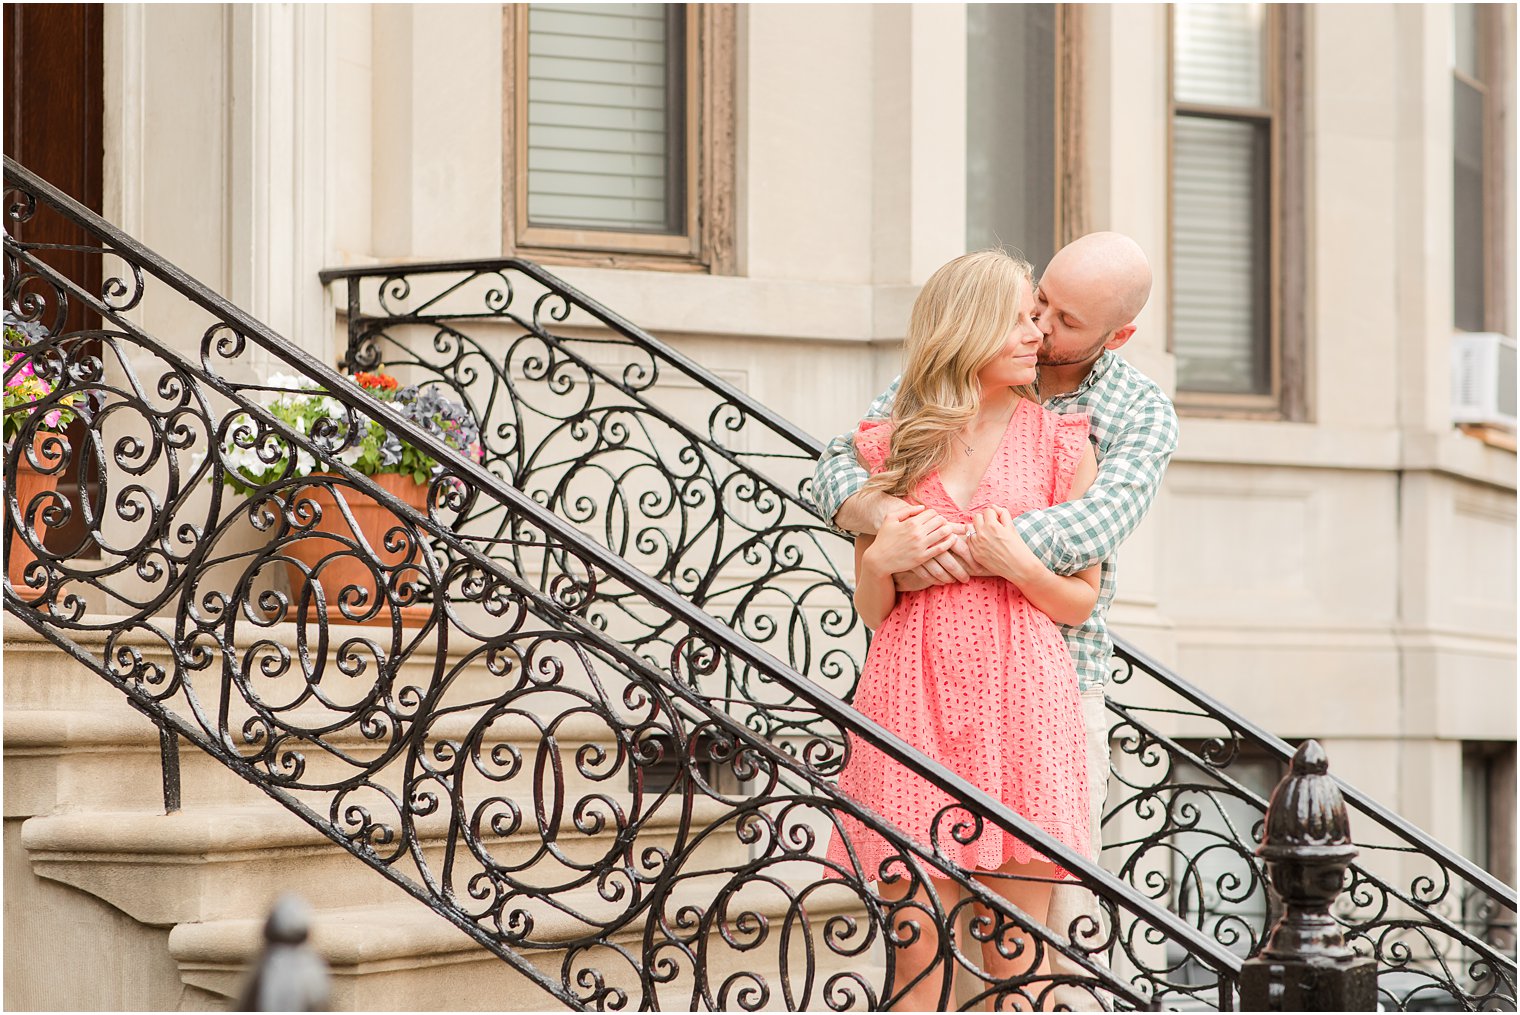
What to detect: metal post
<box><xmin>236</xmin><ymin>894</ymin><xmax>331</xmax><ymax>1012</ymax></box>
<box><xmin>159</xmin><ymin>725</ymin><xmax>181</xmax><ymax>813</ymax></box>
<box><xmin>1239</xmin><ymin>740</ymin><xmax>1378</xmax><ymax>1011</ymax></box>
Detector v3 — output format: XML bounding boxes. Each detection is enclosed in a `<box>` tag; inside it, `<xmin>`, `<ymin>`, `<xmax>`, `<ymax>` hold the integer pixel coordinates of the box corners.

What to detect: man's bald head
<box><xmin>1044</xmin><ymin>231</ymin><xmax>1153</xmax><ymax>334</ymax></box>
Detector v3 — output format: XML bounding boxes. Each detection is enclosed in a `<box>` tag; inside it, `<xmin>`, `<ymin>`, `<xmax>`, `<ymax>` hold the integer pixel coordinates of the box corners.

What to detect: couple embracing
<box><xmin>813</xmin><ymin>233</ymin><xmax>1177</xmax><ymax>1010</ymax></box>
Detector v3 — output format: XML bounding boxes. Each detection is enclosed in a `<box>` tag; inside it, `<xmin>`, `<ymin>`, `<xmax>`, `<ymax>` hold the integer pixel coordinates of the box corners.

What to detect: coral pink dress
<box><xmin>824</xmin><ymin>399</ymin><xmax>1092</xmax><ymax>881</ymax></box>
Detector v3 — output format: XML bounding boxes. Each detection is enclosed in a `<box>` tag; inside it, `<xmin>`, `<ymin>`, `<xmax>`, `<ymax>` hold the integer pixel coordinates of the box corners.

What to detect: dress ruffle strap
<box><xmin>853</xmin><ymin>418</ymin><xmax>894</xmax><ymax>475</ymax></box>
<box><xmin>1050</xmin><ymin>412</ymin><xmax>1092</xmax><ymax>503</ymax></box>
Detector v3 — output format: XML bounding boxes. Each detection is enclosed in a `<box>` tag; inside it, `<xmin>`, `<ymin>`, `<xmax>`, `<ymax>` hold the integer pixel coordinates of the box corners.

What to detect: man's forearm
<box><xmin>1016</xmin><ymin>400</ymin><xmax>1178</xmax><ymax>574</ymax></box>
<box><xmin>834</xmin><ymin>488</ymin><xmax>906</xmax><ymax>535</ymax></box>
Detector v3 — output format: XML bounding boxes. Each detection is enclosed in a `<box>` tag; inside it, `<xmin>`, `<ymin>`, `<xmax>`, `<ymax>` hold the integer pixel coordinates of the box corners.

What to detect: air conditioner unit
<box><xmin>1451</xmin><ymin>331</ymin><xmax>1517</xmax><ymax>431</ymax></box>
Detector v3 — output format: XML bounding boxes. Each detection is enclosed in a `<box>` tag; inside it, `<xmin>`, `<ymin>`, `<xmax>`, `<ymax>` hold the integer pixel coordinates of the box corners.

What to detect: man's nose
<box><xmin>1033</xmin><ymin>313</ymin><xmax>1054</xmax><ymax>337</ymax></box>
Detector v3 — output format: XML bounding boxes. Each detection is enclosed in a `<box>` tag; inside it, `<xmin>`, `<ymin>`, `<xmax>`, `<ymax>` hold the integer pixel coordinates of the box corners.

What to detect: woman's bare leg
<box><xmin>878</xmin><ymin>872</ymin><xmax>964</xmax><ymax>1012</ymax></box>
<box><xmin>973</xmin><ymin>858</ymin><xmax>1059</xmax><ymax>1012</ymax></box>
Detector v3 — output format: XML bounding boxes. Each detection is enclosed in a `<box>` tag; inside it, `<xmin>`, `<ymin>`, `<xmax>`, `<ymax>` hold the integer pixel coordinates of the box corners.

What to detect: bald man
<box><xmin>811</xmin><ymin>232</ymin><xmax>1178</xmax><ymax>1010</ymax></box>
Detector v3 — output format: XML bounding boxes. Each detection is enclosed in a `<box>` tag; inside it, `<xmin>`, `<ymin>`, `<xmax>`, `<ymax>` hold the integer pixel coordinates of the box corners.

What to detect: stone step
<box><xmin>168</xmin><ymin>881</ymin><xmax>881</xmax><ymax>1011</ymax></box>
<box><xmin>3</xmin><ymin>613</ymin><xmax>659</xmax><ymax>721</ymax></box>
<box><xmin>5</xmin><ymin>704</ymin><xmax>666</xmax><ymax>818</ymax></box>
<box><xmin>22</xmin><ymin>785</ymin><xmax>759</xmax><ymax>926</ymax></box>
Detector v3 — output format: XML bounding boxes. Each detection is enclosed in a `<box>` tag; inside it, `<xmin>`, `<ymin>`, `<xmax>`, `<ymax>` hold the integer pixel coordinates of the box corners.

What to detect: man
<box><xmin>811</xmin><ymin>231</ymin><xmax>1177</xmax><ymax>1009</ymax></box>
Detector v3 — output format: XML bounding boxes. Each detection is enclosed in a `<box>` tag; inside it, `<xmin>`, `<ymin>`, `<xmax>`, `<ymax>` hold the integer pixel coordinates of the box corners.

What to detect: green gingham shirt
<box><xmin>811</xmin><ymin>350</ymin><xmax>1179</xmax><ymax>691</ymax></box>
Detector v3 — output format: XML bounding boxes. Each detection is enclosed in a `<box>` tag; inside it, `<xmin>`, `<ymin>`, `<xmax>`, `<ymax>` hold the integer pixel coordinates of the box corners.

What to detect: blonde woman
<box><xmin>824</xmin><ymin>250</ymin><xmax>1100</xmax><ymax>1011</ymax></box>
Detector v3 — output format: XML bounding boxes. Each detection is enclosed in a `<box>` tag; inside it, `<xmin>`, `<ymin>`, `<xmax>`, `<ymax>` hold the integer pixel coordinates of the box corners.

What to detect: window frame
<box><xmin>1166</xmin><ymin>4</ymin><xmax>1306</xmax><ymax>420</ymax></box>
<box><xmin>1454</xmin><ymin>3</ymin><xmax>1512</xmax><ymax>335</ymax></box>
<box><xmin>502</xmin><ymin>3</ymin><xmax>736</xmax><ymax>274</ymax></box>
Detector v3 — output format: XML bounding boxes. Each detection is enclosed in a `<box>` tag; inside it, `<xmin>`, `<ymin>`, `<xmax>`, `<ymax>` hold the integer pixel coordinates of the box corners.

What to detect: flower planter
<box><xmin>7</xmin><ymin>432</ymin><xmax>62</xmax><ymax>599</ymax></box>
<box><xmin>281</xmin><ymin>473</ymin><xmax>433</xmax><ymax>628</ymax></box>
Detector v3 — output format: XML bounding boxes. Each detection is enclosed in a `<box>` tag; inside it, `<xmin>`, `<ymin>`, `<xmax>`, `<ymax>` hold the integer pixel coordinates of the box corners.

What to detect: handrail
<box><xmin>323</xmin><ymin>255</ymin><xmax>1517</xmax><ymax>1010</ymax></box>
<box><xmin>6</xmin><ymin>157</ymin><xmax>1244</xmax><ymax>1009</ymax></box>
<box><xmin>1112</xmin><ymin>638</ymin><xmax>1517</xmax><ymax>912</ymax></box>
<box><xmin>320</xmin><ymin>255</ymin><xmax>1517</xmax><ymax>914</ymax></box>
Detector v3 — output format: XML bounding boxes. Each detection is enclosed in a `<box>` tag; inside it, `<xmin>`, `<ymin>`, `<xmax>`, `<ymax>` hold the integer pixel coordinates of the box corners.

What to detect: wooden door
<box><xmin>4</xmin><ymin>4</ymin><xmax>104</xmax><ymax>559</ymax></box>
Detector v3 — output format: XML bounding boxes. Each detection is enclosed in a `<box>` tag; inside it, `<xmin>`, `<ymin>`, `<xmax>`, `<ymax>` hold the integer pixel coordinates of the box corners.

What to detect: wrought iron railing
<box><xmin>1105</xmin><ymin>642</ymin><xmax>1518</xmax><ymax>1012</ymax></box>
<box><xmin>4</xmin><ymin>160</ymin><xmax>1246</xmax><ymax>1010</ymax></box>
<box><xmin>323</xmin><ymin>258</ymin><xmax>1519</xmax><ymax>1012</ymax></box>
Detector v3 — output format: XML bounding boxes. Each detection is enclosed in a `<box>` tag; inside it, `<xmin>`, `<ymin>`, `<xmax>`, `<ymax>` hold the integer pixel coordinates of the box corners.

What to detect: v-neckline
<box><xmin>930</xmin><ymin>399</ymin><xmax>1028</xmax><ymax>514</ymax></box>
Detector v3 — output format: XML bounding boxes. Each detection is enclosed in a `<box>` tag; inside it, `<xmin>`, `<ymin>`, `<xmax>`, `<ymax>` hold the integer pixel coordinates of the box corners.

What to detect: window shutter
<box><xmin>526</xmin><ymin>4</ymin><xmax>677</xmax><ymax>232</ymax></box>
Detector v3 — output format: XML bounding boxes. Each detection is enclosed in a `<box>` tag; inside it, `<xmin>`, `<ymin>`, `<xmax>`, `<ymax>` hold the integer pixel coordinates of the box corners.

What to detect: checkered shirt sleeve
<box><xmin>1013</xmin><ymin>391</ymin><xmax>1178</xmax><ymax>574</ymax></box>
<box><xmin>809</xmin><ymin>377</ymin><xmax>900</xmax><ymax>530</ymax></box>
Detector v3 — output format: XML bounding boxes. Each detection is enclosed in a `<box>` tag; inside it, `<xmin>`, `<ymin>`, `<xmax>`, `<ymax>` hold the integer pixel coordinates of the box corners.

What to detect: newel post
<box><xmin>236</xmin><ymin>895</ymin><xmax>331</xmax><ymax>1012</ymax></box>
<box><xmin>1239</xmin><ymin>740</ymin><xmax>1377</xmax><ymax>1011</ymax></box>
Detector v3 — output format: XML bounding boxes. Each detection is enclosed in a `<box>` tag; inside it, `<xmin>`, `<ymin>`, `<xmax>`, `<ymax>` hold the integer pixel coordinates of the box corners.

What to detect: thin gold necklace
<box><xmin>952</xmin><ymin>401</ymin><xmax>1019</xmax><ymax>456</ymax></box>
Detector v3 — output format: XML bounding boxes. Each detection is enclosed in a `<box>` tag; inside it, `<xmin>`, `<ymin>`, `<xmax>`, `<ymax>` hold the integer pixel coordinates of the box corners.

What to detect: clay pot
<box><xmin>7</xmin><ymin>432</ymin><xmax>63</xmax><ymax>599</ymax></box>
<box><xmin>280</xmin><ymin>473</ymin><xmax>433</xmax><ymax>628</ymax></box>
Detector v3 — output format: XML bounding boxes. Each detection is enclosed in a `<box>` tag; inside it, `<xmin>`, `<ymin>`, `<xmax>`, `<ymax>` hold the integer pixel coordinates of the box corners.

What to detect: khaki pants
<box><xmin>1046</xmin><ymin>687</ymin><xmax>1112</xmax><ymax>1010</ymax></box>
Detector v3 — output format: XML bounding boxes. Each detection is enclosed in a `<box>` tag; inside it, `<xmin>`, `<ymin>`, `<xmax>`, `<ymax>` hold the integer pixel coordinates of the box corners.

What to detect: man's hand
<box><xmin>862</xmin><ymin>505</ymin><xmax>958</xmax><ymax>575</ymax></box>
<box><xmin>893</xmin><ymin>530</ymin><xmax>1006</xmax><ymax>590</ymax></box>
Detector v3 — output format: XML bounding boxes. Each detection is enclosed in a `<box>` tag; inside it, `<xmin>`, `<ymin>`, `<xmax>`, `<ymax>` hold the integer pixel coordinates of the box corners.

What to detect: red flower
<box><xmin>354</xmin><ymin>371</ymin><xmax>399</xmax><ymax>392</ymax></box>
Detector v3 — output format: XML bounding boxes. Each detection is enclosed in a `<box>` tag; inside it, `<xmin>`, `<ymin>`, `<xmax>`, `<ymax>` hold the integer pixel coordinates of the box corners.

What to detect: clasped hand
<box><xmin>863</xmin><ymin>504</ymin><xmax>960</xmax><ymax>574</ymax></box>
<box><xmin>964</xmin><ymin>505</ymin><xmax>1039</xmax><ymax>583</ymax></box>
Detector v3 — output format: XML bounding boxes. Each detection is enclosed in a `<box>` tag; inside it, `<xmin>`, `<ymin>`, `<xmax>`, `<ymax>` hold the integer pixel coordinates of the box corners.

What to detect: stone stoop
<box><xmin>4</xmin><ymin>616</ymin><xmax>884</xmax><ymax>1011</ymax></box>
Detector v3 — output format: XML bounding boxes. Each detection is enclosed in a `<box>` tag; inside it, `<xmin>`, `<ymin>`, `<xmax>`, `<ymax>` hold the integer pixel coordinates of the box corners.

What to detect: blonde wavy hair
<box><xmin>864</xmin><ymin>249</ymin><xmax>1038</xmax><ymax>497</ymax></box>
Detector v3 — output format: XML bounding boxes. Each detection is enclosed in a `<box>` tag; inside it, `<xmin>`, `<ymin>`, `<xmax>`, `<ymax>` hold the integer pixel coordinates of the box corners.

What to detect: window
<box><xmin>1463</xmin><ymin>742</ymin><xmax>1517</xmax><ymax>886</ymax></box>
<box><xmin>967</xmin><ymin>5</ymin><xmax>1057</xmax><ymax>268</ymax></box>
<box><xmin>504</xmin><ymin>3</ymin><xmax>735</xmax><ymax>272</ymax></box>
<box><xmin>1169</xmin><ymin>5</ymin><xmax>1304</xmax><ymax>416</ymax></box>
<box><xmin>1453</xmin><ymin>4</ymin><xmax>1511</xmax><ymax>335</ymax></box>
<box><xmin>1462</xmin><ymin>742</ymin><xmax>1517</xmax><ymax>957</ymax></box>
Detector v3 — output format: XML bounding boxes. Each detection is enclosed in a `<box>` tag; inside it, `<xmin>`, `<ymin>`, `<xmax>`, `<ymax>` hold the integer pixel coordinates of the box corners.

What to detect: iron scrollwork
<box><xmin>7</xmin><ymin>157</ymin><xmax>1246</xmax><ymax>1011</ymax></box>
<box><xmin>322</xmin><ymin>255</ymin><xmax>1518</xmax><ymax>1012</ymax></box>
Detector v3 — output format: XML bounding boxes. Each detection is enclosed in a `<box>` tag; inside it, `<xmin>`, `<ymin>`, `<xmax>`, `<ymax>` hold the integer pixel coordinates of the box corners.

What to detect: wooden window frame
<box><xmin>1056</xmin><ymin>5</ymin><xmax>1089</xmax><ymax>247</ymax></box>
<box><xmin>502</xmin><ymin>3</ymin><xmax>736</xmax><ymax>274</ymax></box>
<box><xmin>1167</xmin><ymin>5</ymin><xmax>1307</xmax><ymax>421</ymax></box>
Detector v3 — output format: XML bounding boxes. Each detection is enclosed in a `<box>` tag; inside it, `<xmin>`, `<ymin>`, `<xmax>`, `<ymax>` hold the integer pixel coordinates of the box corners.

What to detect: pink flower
<box><xmin>43</xmin><ymin>409</ymin><xmax>62</xmax><ymax>429</ymax></box>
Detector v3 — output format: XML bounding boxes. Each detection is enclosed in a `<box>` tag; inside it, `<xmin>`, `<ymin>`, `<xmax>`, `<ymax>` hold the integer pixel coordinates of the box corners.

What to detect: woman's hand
<box><xmin>863</xmin><ymin>504</ymin><xmax>958</xmax><ymax>575</ymax></box>
<box><xmin>965</xmin><ymin>505</ymin><xmax>1040</xmax><ymax>584</ymax></box>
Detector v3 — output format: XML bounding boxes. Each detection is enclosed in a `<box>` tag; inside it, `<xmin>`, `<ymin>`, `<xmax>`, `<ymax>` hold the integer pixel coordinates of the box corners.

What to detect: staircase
<box><xmin>4</xmin><ymin>155</ymin><xmax>1515</xmax><ymax>1011</ymax></box>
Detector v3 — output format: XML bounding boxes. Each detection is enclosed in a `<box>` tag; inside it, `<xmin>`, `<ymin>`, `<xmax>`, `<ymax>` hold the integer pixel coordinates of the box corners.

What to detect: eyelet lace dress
<box><xmin>824</xmin><ymin>399</ymin><xmax>1093</xmax><ymax>880</ymax></box>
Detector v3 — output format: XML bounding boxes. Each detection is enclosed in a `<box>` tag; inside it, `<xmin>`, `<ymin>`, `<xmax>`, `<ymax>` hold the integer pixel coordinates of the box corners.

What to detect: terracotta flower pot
<box><xmin>281</xmin><ymin>472</ymin><xmax>433</xmax><ymax>628</ymax></box>
<box><xmin>7</xmin><ymin>432</ymin><xmax>63</xmax><ymax>600</ymax></box>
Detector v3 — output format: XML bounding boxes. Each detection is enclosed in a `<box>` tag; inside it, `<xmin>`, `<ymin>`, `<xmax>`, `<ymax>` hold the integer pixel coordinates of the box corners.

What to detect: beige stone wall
<box><xmin>81</xmin><ymin>0</ymin><xmax>1519</xmax><ymax>886</ymax></box>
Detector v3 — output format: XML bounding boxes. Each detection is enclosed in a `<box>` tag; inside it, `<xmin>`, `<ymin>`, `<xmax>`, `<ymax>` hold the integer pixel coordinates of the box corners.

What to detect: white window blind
<box><xmin>1172</xmin><ymin>3</ymin><xmax>1272</xmax><ymax>396</ymax></box>
<box><xmin>526</xmin><ymin>4</ymin><xmax>679</xmax><ymax>233</ymax></box>
<box><xmin>1173</xmin><ymin>118</ymin><xmax>1269</xmax><ymax>393</ymax></box>
<box><xmin>1173</xmin><ymin>4</ymin><xmax>1266</xmax><ymax>109</ymax></box>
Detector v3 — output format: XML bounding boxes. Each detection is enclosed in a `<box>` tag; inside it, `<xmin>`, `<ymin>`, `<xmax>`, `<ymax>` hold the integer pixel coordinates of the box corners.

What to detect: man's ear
<box><xmin>1105</xmin><ymin>323</ymin><xmax>1138</xmax><ymax>351</ymax></box>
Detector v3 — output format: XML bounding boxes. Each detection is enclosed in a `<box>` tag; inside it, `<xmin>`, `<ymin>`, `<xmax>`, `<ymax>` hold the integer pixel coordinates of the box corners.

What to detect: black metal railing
<box><xmin>4</xmin><ymin>160</ymin><xmax>1245</xmax><ymax>1010</ymax></box>
<box><xmin>324</xmin><ymin>258</ymin><xmax>865</xmax><ymax>752</ymax></box>
<box><xmin>1105</xmin><ymin>642</ymin><xmax>1518</xmax><ymax>1012</ymax></box>
<box><xmin>323</xmin><ymin>258</ymin><xmax>1518</xmax><ymax>1012</ymax></box>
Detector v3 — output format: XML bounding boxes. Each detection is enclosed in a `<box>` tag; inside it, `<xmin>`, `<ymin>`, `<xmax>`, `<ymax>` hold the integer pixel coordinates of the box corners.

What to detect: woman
<box><xmin>824</xmin><ymin>249</ymin><xmax>1099</xmax><ymax>1011</ymax></box>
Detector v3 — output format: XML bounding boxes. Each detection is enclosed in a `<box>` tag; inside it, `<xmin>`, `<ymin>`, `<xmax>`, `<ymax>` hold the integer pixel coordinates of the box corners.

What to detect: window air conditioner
<box><xmin>1451</xmin><ymin>331</ymin><xmax>1517</xmax><ymax>431</ymax></box>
